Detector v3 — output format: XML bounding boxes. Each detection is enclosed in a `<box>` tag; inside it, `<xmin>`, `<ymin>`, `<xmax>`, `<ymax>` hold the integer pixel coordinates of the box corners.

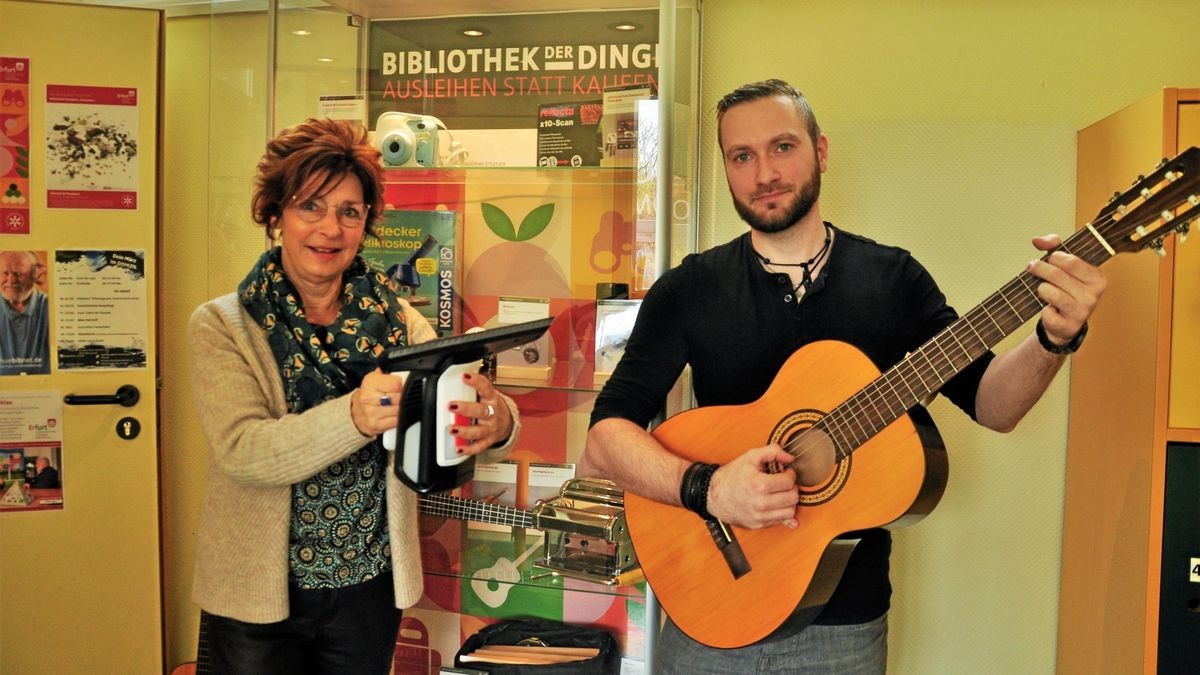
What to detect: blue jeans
<box><xmin>203</xmin><ymin>570</ymin><xmax>402</xmax><ymax>675</ymax></box>
<box><xmin>655</xmin><ymin>613</ymin><xmax>888</xmax><ymax>674</ymax></box>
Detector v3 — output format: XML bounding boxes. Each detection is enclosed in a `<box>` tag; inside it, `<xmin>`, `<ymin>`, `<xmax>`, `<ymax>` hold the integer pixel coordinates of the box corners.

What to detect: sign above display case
<box><xmin>369</xmin><ymin>10</ymin><xmax>659</xmax><ymax>130</ymax></box>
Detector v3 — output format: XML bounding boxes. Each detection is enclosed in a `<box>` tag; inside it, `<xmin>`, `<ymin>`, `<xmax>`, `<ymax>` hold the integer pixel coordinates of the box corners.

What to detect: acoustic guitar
<box><xmin>624</xmin><ymin>147</ymin><xmax>1200</xmax><ymax>648</ymax></box>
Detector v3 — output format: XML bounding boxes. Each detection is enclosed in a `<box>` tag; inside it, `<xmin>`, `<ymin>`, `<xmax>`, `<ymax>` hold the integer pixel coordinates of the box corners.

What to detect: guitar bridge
<box><xmin>706</xmin><ymin>518</ymin><xmax>751</xmax><ymax>579</ymax></box>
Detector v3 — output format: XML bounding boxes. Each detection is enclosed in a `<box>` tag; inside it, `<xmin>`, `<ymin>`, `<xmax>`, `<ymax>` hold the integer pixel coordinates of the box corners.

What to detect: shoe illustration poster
<box><xmin>44</xmin><ymin>84</ymin><xmax>138</xmax><ymax>210</ymax></box>
<box><xmin>0</xmin><ymin>56</ymin><xmax>30</xmax><ymax>234</ymax></box>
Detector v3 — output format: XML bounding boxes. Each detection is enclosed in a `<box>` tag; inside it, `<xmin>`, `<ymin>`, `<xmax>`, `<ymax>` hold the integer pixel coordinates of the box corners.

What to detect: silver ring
<box><xmin>379</xmin><ymin>394</ymin><xmax>392</xmax><ymax>406</ymax></box>
<box><xmin>485</xmin><ymin>403</ymin><xmax>495</xmax><ymax>418</ymax></box>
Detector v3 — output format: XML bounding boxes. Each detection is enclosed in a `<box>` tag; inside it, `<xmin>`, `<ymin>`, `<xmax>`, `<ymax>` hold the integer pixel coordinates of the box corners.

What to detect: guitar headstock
<box><xmin>1089</xmin><ymin>146</ymin><xmax>1200</xmax><ymax>255</ymax></box>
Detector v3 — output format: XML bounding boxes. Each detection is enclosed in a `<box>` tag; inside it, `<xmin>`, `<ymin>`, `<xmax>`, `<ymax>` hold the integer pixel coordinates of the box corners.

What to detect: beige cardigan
<box><xmin>188</xmin><ymin>293</ymin><xmax>516</xmax><ymax>623</ymax></box>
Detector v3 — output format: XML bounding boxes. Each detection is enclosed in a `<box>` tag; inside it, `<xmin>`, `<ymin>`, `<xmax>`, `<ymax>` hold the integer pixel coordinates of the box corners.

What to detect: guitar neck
<box><xmin>419</xmin><ymin>492</ymin><xmax>534</xmax><ymax>529</ymax></box>
<box><xmin>817</xmin><ymin>227</ymin><xmax>1114</xmax><ymax>458</ymax></box>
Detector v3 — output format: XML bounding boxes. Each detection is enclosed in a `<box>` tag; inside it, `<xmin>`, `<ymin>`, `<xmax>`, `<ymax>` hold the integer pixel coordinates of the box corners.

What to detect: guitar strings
<box><xmin>777</xmin><ymin>212</ymin><xmax>1117</xmax><ymax>469</ymax></box>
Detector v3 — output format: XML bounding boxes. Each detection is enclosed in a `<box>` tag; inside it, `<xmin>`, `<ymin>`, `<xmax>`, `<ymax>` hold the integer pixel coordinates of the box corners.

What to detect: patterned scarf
<box><xmin>238</xmin><ymin>247</ymin><xmax>409</xmax><ymax>413</ymax></box>
<box><xmin>238</xmin><ymin>246</ymin><xmax>410</xmax><ymax>588</ymax></box>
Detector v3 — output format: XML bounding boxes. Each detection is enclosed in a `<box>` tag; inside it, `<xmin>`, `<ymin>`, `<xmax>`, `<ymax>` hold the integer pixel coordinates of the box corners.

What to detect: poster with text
<box><xmin>0</xmin><ymin>249</ymin><xmax>51</xmax><ymax>375</ymax></box>
<box><xmin>0</xmin><ymin>56</ymin><xmax>31</xmax><ymax>234</ymax></box>
<box><xmin>45</xmin><ymin>84</ymin><xmax>138</xmax><ymax>210</ymax></box>
<box><xmin>55</xmin><ymin>250</ymin><xmax>147</xmax><ymax>370</ymax></box>
<box><xmin>0</xmin><ymin>390</ymin><xmax>64</xmax><ymax>513</ymax></box>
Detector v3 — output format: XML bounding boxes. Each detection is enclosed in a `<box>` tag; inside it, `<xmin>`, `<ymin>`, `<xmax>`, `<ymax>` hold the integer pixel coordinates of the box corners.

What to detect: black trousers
<box><xmin>203</xmin><ymin>570</ymin><xmax>402</xmax><ymax>675</ymax></box>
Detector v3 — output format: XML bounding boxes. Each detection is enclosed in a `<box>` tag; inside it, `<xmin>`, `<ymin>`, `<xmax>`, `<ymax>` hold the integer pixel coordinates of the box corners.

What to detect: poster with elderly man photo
<box><xmin>0</xmin><ymin>249</ymin><xmax>50</xmax><ymax>375</ymax></box>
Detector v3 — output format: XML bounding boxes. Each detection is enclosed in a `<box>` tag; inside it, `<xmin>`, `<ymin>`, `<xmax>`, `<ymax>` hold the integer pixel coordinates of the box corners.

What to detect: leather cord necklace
<box><xmin>753</xmin><ymin>222</ymin><xmax>833</xmax><ymax>292</ymax></box>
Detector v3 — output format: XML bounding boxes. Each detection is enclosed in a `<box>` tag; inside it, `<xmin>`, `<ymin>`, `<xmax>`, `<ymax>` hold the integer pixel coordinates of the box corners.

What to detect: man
<box><xmin>29</xmin><ymin>456</ymin><xmax>59</xmax><ymax>489</ymax></box>
<box><xmin>0</xmin><ymin>250</ymin><xmax>50</xmax><ymax>375</ymax></box>
<box><xmin>578</xmin><ymin>79</ymin><xmax>1105</xmax><ymax>673</ymax></box>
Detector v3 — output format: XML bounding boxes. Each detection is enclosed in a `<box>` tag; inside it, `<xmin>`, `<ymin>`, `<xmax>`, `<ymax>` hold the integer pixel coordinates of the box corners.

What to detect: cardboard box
<box><xmin>363</xmin><ymin>209</ymin><xmax>461</xmax><ymax>336</ymax></box>
<box><xmin>536</xmin><ymin>100</ymin><xmax>603</xmax><ymax>167</ymax></box>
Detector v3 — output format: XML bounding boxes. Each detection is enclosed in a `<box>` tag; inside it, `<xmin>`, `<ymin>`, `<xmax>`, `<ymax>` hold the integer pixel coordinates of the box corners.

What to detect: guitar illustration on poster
<box><xmin>470</xmin><ymin>540</ymin><xmax>542</xmax><ymax>608</ymax></box>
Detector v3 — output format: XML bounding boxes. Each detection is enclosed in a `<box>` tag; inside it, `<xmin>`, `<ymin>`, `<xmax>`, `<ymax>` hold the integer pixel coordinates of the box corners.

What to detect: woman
<box><xmin>188</xmin><ymin>118</ymin><xmax>518</xmax><ymax>673</ymax></box>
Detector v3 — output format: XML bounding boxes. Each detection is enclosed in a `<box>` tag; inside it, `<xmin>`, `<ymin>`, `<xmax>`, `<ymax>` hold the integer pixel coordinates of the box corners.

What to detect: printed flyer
<box><xmin>45</xmin><ymin>84</ymin><xmax>139</xmax><ymax>210</ymax></box>
<box><xmin>0</xmin><ymin>389</ymin><xmax>64</xmax><ymax>512</ymax></box>
<box><xmin>0</xmin><ymin>56</ymin><xmax>30</xmax><ymax>234</ymax></box>
<box><xmin>0</xmin><ymin>249</ymin><xmax>51</xmax><ymax>375</ymax></box>
<box><xmin>54</xmin><ymin>250</ymin><xmax>148</xmax><ymax>369</ymax></box>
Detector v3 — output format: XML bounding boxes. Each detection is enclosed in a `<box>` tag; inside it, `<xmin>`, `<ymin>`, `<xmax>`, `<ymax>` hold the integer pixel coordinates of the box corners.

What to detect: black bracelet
<box><xmin>1035</xmin><ymin>318</ymin><xmax>1088</xmax><ymax>355</ymax></box>
<box><xmin>678</xmin><ymin>462</ymin><xmax>702</xmax><ymax>512</ymax></box>
<box><xmin>679</xmin><ymin>462</ymin><xmax>719</xmax><ymax>520</ymax></box>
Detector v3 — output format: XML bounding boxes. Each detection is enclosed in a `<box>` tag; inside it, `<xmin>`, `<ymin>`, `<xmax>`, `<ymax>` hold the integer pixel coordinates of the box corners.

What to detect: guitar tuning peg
<box><xmin>1109</xmin><ymin>191</ymin><xmax>1121</xmax><ymax>203</ymax></box>
<box><xmin>1133</xmin><ymin>174</ymin><xmax>1145</xmax><ymax>185</ymax></box>
<box><xmin>1158</xmin><ymin>157</ymin><xmax>1169</xmax><ymax>168</ymax></box>
<box><xmin>1180</xmin><ymin>222</ymin><xmax>1191</xmax><ymax>243</ymax></box>
<box><xmin>1152</xmin><ymin>238</ymin><xmax>1167</xmax><ymax>257</ymax></box>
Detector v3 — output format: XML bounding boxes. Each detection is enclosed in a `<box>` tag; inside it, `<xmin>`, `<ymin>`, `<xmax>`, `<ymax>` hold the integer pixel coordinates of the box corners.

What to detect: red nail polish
<box><xmin>449</xmin><ymin>403</ymin><xmax>459</xmax><ymax>411</ymax></box>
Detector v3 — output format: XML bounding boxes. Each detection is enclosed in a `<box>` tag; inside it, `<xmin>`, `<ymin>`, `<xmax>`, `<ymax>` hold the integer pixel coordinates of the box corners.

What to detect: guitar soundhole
<box><xmin>786</xmin><ymin>427</ymin><xmax>838</xmax><ymax>488</ymax></box>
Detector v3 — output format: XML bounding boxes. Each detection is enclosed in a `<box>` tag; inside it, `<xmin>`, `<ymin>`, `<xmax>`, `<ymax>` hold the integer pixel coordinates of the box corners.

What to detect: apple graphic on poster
<box><xmin>463</xmin><ymin>202</ymin><xmax>571</xmax><ymax>299</ymax></box>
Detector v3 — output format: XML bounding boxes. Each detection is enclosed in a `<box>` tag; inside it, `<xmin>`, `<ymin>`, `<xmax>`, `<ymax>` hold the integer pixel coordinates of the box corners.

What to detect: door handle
<box><xmin>64</xmin><ymin>384</ymin><xmax>140</xmax><ymax>408</ymax></box>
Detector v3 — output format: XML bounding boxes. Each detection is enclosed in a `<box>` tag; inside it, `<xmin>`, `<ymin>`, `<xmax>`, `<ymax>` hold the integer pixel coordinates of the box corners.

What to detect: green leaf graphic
<box><xmin>481</xmin><ymin>202</ymin><xmax>517</xmax><ymax>241</ymax></box>
<box><xmin>516</xmin><ymin>203</ymin><xmax>555</xmax><ymax>241</ymax></box>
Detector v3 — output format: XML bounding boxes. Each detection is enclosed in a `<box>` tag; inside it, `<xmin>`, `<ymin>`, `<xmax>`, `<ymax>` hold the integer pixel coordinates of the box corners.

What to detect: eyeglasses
<box><xmin>289</xmin><ymin>196</ymin><xmax>371</xmax><ymax>228</ymax></box>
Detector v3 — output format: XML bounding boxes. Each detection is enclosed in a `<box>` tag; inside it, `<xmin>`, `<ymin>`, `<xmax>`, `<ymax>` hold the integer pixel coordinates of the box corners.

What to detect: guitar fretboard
<box><xmin>419</xmin><ymin>492</ymin><xmax>534</xmax><ymax>529</ymax></box>
<box><xmin>808</xmin><ymin>226</ymin><xmax>1114</xmax><ymax>461</ymax></box>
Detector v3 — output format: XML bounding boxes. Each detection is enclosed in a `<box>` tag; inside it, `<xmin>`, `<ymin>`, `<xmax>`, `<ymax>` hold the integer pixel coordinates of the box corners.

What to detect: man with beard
<box><xmin>579</xmin><ymin>79</ymin><xmax>1106</xmax><ymax>673</ymax></box>
<box><xmin>0</xmin><ymin>250</ymin><xmax>50</xmax><ymax>375</ymax></box>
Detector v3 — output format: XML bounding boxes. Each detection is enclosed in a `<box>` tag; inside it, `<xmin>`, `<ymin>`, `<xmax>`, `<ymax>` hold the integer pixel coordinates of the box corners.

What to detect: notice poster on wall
<box><xmin>44</xmin><ymin>84</ymin><xmax>139</xmax><ymax>210</ymax></box>
<box><xmin>54</xmin><ymin>250</ymin><xmax>147</xmax><ymax>369</ymax></box>
<box><xmin>0</xmin><ymin>389</ymin><xmax>64</xmax><ymax>513</ymax></box>
<box><xmin>0</xmin><ymin>249</ymin><xmax>50</xmax><ymax>375</ymax></box>
<box><xmin>0</xmin><ymin>56</ymin><xmax>31</xmax><ymax>234</ymax></box>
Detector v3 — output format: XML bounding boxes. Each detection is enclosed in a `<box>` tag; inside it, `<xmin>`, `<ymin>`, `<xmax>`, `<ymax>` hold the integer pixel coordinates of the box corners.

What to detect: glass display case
<box><xmin>158</xmin><ymin>0</ymin><xmax>700</xmax><ymax>671</ymax></box>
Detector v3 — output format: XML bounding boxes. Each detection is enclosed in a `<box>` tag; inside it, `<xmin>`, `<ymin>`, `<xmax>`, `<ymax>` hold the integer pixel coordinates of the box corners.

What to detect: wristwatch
<box><xmin>1036</xmin><ymin>319</ymin><xmax>1088</xmax><ymax>355</ymax></box>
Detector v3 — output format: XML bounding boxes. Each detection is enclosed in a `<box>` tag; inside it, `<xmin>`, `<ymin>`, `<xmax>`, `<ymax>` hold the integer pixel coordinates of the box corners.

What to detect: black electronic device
<box><xmin>380</xmin><ymin>317</ymin><xmax>553</xmax><ymax>493</ymax></box>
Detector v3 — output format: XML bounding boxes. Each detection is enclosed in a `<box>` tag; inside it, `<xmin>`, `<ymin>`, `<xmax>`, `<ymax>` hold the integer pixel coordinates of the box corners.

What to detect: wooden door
<box><xmin>0</xmin><ymin>2</ymin><xmax>162</xmax><ymax>672</ymax></box>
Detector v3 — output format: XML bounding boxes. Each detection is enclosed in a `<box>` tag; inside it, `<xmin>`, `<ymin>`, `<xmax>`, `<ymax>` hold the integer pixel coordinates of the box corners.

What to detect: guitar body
<box><xmin>625</xmin><ymin>340</ymin><xmax>948</xmax><ymax>648</ymax></box>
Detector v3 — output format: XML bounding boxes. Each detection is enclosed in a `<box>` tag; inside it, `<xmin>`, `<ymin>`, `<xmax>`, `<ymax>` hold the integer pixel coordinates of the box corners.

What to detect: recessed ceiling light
<box><xmin>316</xmin><ymin>57</ymin><xmax>334</xmax><ymax>63</ymax></box>
<box><xmin>462</xmin><ymin>29</ymin><xmax>487</xmax><ymax>37</ymax></box>
<box><xmin>612</xmin><ymin>23</ymin><xmax>638</xmax><ymax>31</ymax></box>
<box><xmin>292</xmin><ymin>30</ymin><xmax>311</xmax><ymax>36</ymax></box>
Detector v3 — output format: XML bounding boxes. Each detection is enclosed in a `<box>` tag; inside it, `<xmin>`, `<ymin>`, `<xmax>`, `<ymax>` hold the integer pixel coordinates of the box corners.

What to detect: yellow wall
<box><xmin>700</xmin><ymin>1</ymin><xmax>1199</xmax><ymax>673</ymax></box>
<box><xmin>159</xmin><ymin>11</ymin><xmax>268</xmax><ymax>669</ymax></box>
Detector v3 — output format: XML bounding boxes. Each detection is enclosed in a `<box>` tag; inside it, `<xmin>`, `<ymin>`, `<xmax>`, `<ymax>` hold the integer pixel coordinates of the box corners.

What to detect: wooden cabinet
<box><xmin>1058</xmin><ymin>88</ymin><xmax>1200</xmax><ymax>675</ymax></box>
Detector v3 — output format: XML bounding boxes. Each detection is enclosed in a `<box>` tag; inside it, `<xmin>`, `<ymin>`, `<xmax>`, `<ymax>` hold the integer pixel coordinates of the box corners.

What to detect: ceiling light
<box><xmin>462</xmin><ymin>29</ymin><xmax>487</xmax><ymax>37</ymax></box>
<box><xmin>292</xmin><ymin>30</ymin><xmax>311</xmax><ymax>36</ymax></box>
<box><xmin>612</xmin><ymin>23</ymin><xmax>638</xmax><ymax>31</ymax></box>
<box><xmin>316</xmin><ymin>57</ymin><xmax>334</xmax><ymax>63</ymax></box>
